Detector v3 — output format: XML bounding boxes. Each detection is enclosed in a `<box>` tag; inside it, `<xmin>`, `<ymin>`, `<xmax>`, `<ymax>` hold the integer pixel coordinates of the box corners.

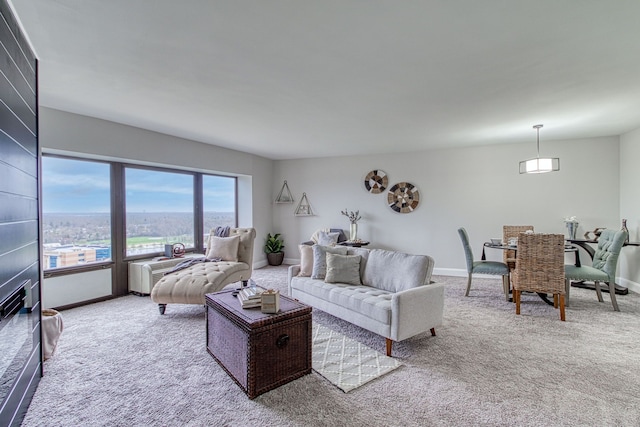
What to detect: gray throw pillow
<box><xmin>317</xmin><ymin>231</ymin><xmax>340</xmax><ymax>246</ymax></box>
<box><xmin>325</xmin><ymin>253</ymin><xmax>362</xmax><ymax>285</ymax></box>
<box><xmin>311</xmin><ymin>245</ymin><xmax>348</xmax><ymax>279</ymax></box>
<box><xmin>362</xmin><ymin>249</ymin><xmax>428</xmax><ymax>292</ymax></box>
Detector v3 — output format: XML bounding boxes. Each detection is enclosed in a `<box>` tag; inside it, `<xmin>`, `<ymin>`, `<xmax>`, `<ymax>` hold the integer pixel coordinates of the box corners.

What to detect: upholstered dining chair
<box><xmin>513</xmin><ymin>233</ymin><xmax>566</xmax><ymax>320</ymax></box>
<box><xmin>458</xmin><ymin>227</ymin><xmax>510</xmax><ymax>300</ymax></box>
<box><xmin>564</xmin><ymin>228</ymin><xmax>627</xmax><ymax>312</ymax></box>
<box><xmin>503</xmin><ymin>225</ymin><xmax>534</xmax><ymax>274</ymax></box>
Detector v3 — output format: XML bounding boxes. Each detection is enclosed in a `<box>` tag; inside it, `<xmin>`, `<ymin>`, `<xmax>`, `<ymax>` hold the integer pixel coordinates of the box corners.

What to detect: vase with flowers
<box><xmin>341</xmin><ymin>209</ymin><xmax>362</xmax><ymax>242</ymax></box>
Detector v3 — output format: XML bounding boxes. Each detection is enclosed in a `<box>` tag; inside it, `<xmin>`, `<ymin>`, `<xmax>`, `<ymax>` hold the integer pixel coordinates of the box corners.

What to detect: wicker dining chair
<box><xmin>458</xmin><ymin>227</ymin><xmax>510</xmax><ymax>300</ymax></box>
<box><xmin>513</xmin><ymin>233</ymin><xmax>566</xmax><ymax>321</ymax></box>
<box><xmin>503</xmin><ymin>225</ymin><xmax>534</xmax><ymax>272</ymax></box>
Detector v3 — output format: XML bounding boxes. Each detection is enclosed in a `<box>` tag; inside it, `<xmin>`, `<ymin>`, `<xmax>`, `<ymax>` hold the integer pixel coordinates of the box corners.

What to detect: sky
<box><xmin>42</xmin><ymin>157</ymin><xmax>236</xmax><ymax>213</ymax></box>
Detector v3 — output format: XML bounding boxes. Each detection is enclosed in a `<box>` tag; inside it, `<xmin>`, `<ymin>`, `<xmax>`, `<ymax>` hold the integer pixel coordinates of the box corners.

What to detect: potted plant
<box><xmin>264</xmin><ymin>233</ymin><xmax>285</xmax><ymax>266</ymax></box>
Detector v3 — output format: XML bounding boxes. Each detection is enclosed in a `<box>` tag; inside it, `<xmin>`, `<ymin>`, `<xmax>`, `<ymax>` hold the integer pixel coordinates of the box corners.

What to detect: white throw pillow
<box><xmin>325</xmin><ymin>253</ymin><xmax>362</xmax><ymax>285</ymax></box>
<box><xmin>206</xmin><ymin>235</ymin><xmax>240</xmax><ymax>261</ymax></box>
<box><xmin>298</xmin><ymin>244</ymin><xmax>314</xmax><ymax>277</ymax></box>
<box><xmin>311</xmin><ymin>245</ymin><xmax>348</xmax><ymax>279</ymax></box>
<box><xmin>317</xmin><ymin>231</ymin><xmax>340</xmax><ymax>246</ymax></box>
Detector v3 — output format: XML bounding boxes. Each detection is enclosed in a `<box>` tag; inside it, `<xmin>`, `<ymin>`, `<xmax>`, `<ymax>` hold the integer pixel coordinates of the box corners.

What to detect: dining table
<box><xmin>481</xmin><ymin>241</ymin><xmax>580</xmax><ymax>264</ymax></box>
<box><xmin>481</xmin><ymin>241</ymin><xmax>579</xmax><ymax>305</ymax></box>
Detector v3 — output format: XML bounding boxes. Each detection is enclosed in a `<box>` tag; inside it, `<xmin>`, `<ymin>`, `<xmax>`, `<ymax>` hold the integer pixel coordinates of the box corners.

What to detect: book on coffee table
<box><xmin>238</xmin><ymin>287</ymin><xmax>263</xmax><ymax>308</ymax></box>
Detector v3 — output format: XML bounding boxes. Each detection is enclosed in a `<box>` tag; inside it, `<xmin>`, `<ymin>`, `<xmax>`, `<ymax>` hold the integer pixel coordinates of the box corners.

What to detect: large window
<box><xmin>42</xmin><ymin>154</ymin><xmax>238</xmax><ymax>270</ymax></box>
<box><xmin>125</xmin><ymin>167</ymin><xmax>195</xmax><ymax>257</ymax></box>
<box><xmin>203</xmin><ymin>174</ymin><xmax>237</xmax><ymax>244</ymax></box>
<box><xmin>42</xmin><ymin>157</ymin><xmax>112</xmax><ymax>269</ymax></box>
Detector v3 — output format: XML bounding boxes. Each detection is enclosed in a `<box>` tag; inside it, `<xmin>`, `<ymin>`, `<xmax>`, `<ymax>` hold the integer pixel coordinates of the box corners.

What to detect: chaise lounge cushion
<box><xmin>152</xmin><ymin>261</ymin><xmax>247</xmax><ymax>304</ymax></box>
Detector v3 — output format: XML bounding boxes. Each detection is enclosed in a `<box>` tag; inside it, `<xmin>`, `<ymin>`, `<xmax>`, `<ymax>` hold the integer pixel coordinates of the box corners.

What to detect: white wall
<box><xmin>39</xmin><ymin>107</ymin><xmax>274</xmax><ymax>265</ymax></box>
<box><xmin>39</xmin><ymin>107</ymin><xmax>638</xmax><ymax>291</ymax></box>
<box><xmin>619</xmin><ymin>128</ymin><xmax>640</xmax><ymax>292</ymax></box>
<box><xmin>43</xmin><ymin>268</ymin><xmax>112</xmax><ymax>308</ymax></box>
<box><xmin>274</xmin><ymin>136</ymin><xmax>622</xmax><ymax>277</ymax></box>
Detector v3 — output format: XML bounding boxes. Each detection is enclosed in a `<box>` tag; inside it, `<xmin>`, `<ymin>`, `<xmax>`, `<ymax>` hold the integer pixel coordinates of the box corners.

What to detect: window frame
<box><xmin>41</xmin><ymin>153</ymin><xmax>238</xmax><ymax>270</ymax></box>
<box><xmin>123</xmin><ymin>164</ymin><xmax>196</xmax><ymax>261</ymax></box>
<box><xmin>41</xmin><ymin>154</ymin><xmax>114</xmax><ymax>274</ymax></box>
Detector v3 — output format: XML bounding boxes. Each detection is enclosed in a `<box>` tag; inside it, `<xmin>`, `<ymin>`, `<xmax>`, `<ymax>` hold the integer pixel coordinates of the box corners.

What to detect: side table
<box><xmin>205</xmin><ymin>289</ymin><xmax>312</xmax><ymax>399</ymax></box>
<box><xmin>338</xmin><ymin>241</ymin><xmax>370</xmax><ymax>248</ymax></box>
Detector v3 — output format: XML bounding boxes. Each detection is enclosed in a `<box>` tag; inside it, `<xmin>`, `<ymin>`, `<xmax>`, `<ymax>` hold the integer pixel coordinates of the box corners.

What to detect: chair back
<box><xmin>513</xmin><ymin>233</ymin><xmax>564</xmax><ymax>294</ymax></box>
<box><xmin>592</xmin><ymin>229</ymin><xmax>627</xmax><ymax>282</ymax></box>
<box><xmin>457</xmin><ymin>227</ymin><xmax>474</xmax><ymax>274</ymax></box>
<box><xmin>503</xmin><ymin>225</ymin><xmax>534</xmax><ymax>264</ymax></box>
<box><xmin>227</xmin><ymin>227</ymin><xmax>256</xmax><ymax>266</ymax></box>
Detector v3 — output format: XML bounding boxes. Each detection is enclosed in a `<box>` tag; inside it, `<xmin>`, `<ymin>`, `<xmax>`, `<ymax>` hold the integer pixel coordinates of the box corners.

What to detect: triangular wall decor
<box><xmin>275</xmin><ymin>180</ymin><xmax>294</xmax><ymax>204</ymax></box>
<box><xmin>294</xmin><ymin>192</ymin><xmax>314</xmax><ymax>216</ymax></box>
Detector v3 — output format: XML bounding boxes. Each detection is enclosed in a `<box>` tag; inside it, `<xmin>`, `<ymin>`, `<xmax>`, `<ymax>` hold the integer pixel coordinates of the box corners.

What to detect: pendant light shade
<box><xmin>519</xmin><ymin>124</ymin><xmax>559</xmax><ymax>174</ymax></box>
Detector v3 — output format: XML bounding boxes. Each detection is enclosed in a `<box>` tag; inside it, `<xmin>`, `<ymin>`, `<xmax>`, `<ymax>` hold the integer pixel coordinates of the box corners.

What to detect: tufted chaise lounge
<box><xmin>151</xmin><ymin>227</ymin><xmax>256</xmax><ymax>314</ymax></box>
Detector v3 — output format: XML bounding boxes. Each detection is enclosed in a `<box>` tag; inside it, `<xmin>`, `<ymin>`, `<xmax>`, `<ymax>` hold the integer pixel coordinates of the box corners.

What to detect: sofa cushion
<box><xmin>317</xmin><ymin>231</ymin><xmax>340</xmax><ymax>246</ymax></box>
<box><xmin>206</xmin><ymin>235</ymin><xmax>240</xmax><ymax>261</ymax></box>
<box><xmin>362</xmin><ymin>249</ymin><xmax>429</xmax><ymax>292</ymax></box>
<box><xmin>347</xmin><ymin>247</ymin><xmax>370</xmax><ymax>280</ymax></box>
<box><xmin>325</xmin><ymin>253</ymin><xmax>362</xmax><ymax>285</ymax></box>
<box><xmin>298</xmin><ymin>244</ymin><xmax>314</xmax><ymax>277</ymax></box>
<box><xmin>290</xmin><ymin>277</ymin><xmax>392</xmax><ymax>324</ymax></box>
<box><xmin>311</xmin><ymin>245</ymin><xmax>348</xmax><ymax>279</ymax></box>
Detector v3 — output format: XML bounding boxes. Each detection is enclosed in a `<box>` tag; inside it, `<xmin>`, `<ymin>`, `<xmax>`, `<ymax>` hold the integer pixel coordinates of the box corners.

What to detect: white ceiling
<box><xmin>10</xmin><ymin>1</ymin><xmax>640</xmax><ymax>160</ymax></box>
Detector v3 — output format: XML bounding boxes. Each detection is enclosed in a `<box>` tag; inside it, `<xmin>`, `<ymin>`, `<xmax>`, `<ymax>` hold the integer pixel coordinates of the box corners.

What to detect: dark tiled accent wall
<box><xmin>0</xmin><ymin>1</ymin><xmax>41</xmax><ymax>425</ymax></box>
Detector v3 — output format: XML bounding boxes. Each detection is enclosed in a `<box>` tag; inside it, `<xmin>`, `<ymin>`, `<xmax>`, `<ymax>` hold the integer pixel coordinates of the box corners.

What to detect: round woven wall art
<box><xmin>364</xmin><ymin>170</ymin><xmax>388</xmax><ymax>194</ymax></box>
<box><xmin>387</xmin><ymin>182</ymin><xmax>420</xmax><ymax>213</ymax></box>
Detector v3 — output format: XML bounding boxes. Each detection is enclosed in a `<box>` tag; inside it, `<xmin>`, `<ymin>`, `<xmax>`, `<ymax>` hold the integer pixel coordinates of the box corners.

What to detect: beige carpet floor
<box><xmin>21</xmin><ymin>266</ymin><xmax>640</xmax><ymax>426</ymax></box>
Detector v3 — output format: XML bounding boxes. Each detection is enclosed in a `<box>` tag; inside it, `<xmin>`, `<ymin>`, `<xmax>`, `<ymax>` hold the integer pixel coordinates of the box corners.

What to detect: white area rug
<box><xmin>312</xmin><ymin>323</ymin><xmax>401</xmax><ymax>392</ymax></box>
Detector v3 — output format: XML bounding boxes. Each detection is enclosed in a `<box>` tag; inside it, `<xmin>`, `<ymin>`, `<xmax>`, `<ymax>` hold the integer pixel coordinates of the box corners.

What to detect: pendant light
<box><xmin>519</xmin><ymin>124</ymin><xmax>559</xmax><ymax>174</ymax></box>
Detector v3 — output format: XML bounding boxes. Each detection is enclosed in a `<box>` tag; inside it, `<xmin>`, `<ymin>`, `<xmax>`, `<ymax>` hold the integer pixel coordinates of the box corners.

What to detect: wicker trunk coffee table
<box><xmin>205</xmin><ymin>289</ymin><xmax>312</xmax><ymax>399</ymax></box>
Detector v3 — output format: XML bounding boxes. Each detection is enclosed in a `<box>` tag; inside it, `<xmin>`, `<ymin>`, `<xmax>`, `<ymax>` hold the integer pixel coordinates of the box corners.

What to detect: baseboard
<box><xmin>617</xmin><ymin>277</ymin><xmax>639</xmax><ymax>294</ymax></box>
<box><xmin>434</xmin><ymin>268</ymin><xmax>503</xmax><ymax>278</ymax></box>
<box><xmin>284</xmin><ymin>257</ymin><xmax>299</xmax><ymax>266</ymax></box>
<box><xmin>253</xmin><ymin>259</ymin><xmax>268</xmax><ymax>269</ymax></box>
<box><xmin>253</xmin><ymin>259</ymin><xmax>298</xmax><ymax>269</ymax></box>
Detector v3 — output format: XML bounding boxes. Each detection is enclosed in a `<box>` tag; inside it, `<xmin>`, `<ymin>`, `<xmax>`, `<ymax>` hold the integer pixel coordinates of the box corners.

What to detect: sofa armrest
<box><xmin>391</xmin><ymin>283</ymin><xmax>444</xmax><ymax>342</ymax></box>
<box><xmin>424</xmin><ymin>255</ymin><xmax>435</xmax><ymax>285</ymax></box>
<box><xmin>288</xmin><ymin>265</ymin><xmax>301</xmax><ymax>295</ymax></box>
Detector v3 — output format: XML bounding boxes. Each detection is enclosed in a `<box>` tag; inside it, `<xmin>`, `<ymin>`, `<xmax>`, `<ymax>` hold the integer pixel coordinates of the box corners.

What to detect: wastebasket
<box><xmin>42</xmin><ymin>308</ymin><xmax>64</xmax><ymax>360</ymax></box>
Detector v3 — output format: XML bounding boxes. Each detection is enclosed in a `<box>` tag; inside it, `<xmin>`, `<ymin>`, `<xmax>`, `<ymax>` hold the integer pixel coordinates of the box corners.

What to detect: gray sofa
<box><xmin>288</xmin><ymin>246</ymin><xmax>444</xmax><ymax>356</ymax></box>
